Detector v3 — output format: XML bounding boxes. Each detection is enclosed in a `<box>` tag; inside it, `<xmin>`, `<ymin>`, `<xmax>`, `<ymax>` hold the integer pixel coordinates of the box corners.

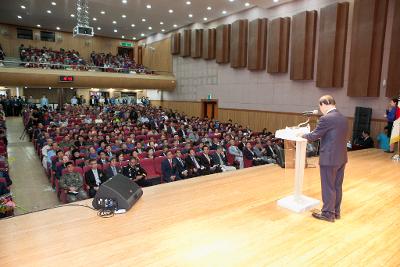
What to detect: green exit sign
<box><xmin>120</xmin><ymin>42</ymin><xmax>134</xmax><ymax>47</ymax></box>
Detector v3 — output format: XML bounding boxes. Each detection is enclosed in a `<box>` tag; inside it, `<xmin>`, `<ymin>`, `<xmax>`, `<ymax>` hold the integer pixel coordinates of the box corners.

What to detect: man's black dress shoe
<box><xmin>312</xmin><ymin>212</ymin><xmax>335</xmax><ymax>222</ymax></box>
<box><xmin>335</xmin><ymin>214</ymin><xmax>341</xmax><ymax>220</ymax></box>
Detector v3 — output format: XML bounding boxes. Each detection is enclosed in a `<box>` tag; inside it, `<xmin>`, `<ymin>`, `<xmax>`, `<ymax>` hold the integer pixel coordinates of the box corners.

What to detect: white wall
<box><xmin>144</xmin><ymin>0</ymin><xmax>395</xmax><ymax>119</ymax></box>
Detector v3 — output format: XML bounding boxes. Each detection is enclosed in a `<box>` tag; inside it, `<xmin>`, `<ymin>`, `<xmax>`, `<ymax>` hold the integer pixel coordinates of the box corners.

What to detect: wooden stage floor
<box><xmin>1</xmin><ymin>149</ymin><xmax>399</xmax><ymax>266</ymax></box>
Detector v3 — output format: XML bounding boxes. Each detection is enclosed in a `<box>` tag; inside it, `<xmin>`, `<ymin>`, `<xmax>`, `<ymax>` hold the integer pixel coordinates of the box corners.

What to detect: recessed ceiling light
<box><xmin>100</xmin><ymin>10</ymin><xmax>105</xmax><ymax>14</ymax></box>
<box><xmin>56</xmin><ymin>26</ymin><xmax>60</xmax><ymax>30</ymax></box>
<box><xmin>122</xmin><ymin>14</ymin><xmax>126</xmax><ymax>18</ymax></box>
<box><xmin>70</xmin><ymin>14</ymin><xmax>75</xmax><ymax>17</ymax></box>
<box><xmin>273</xmin><ymin>0</ymin><xmax>279</xmax><ymax>2</ymax></box>
<box><xmin>245</xmin><ymin>2</ymin><xmax>250</xmax><ymax>6</ymax></box>
<box><xmin>77</xmin><ymin>7</ymin><xmax>81</xmax><ymax>11</ymax></box>
<box><xmin>160</xmin><ymin>21</ymin><xmax>164</xmax><ymax>25</ymax></box>
<box><xmin>207</xmin><ymin>6</ymin><xmax>212</xmax><ymax>10</ymax></box>
<box><xmin>113</xmin><ymin>20</ymin><xmax>117</xmax><ymax>24</ymax></box>
<box><xmin>141</xmin><ymin>18</ymin><xmax>146</xmax><ymax>22</ymax></box>
<box><xmin>122</xmin><ymin>35</ymin><xmax>125</xmax><ymax>39</ymax></box>
<box><xmin>188</xmin><ymin>14</ymin><xmax>193</xmax><ymax>18</ymax></box>
<box><xmin>93</xmin><ymin>17</ymin><xmax>97</xmax><ymax>21</ymax></box>
<box><xmin>37</xmin><ymin>24</ymin><xmax>41</xmax><ymax>27</ymax></box>
<box><xmin>132</xmin><ymin>37</ymin><xmax>136</xmax><ymax>40</ymax></box>
<box><xmin>49</xmin><ymin>87</ymin><xmax>52</xmax><ymax>89</ymax></box>
<box><xmin>146</xmin><ymin>4</ymin><xmax>152</xmax><ymax>9</ymax></box>
<box><xmin>97</xmin><ymin>27</ymin><xmax>101</xmax><ymax>30</ymax></box>
<box><xmin>229</xmin><ymin>0</ymin><xmax>235</xmax><ymax>2</ymax></box>
<box><xmin>114</xmin><ymin>29</ymin><xmax>118</xmax><ymax>32</ymax></box>
<box><xmin>20</xmin><ymin>5</ymin><xmax>26</xmax><ymax>9</ymax></box>
<box><xmin>46</xmin><ymin>10</ymin><xmax>52</xmax><ymax>14</ymax></box>
<box><xmin>186</xmin><ymin>1</ymin><xmax>191</xmax><ymax>5</ymax></box>
<box><xmin>222</xmin><ymin>10</ymin><xmax>227</xmax><ymax>14</ymax></box>
<box><xmin>122</xmin><ymin>0</ymin><xmax>127</xmax><ymax>3</ymax></box>
<box><xmin>203</xmin><ymin>17</ymin><xmax>208</xmax><ymax>21</ymax></box>
<box><xmin>17</xmin><ymin>15</ymin><xmax>22</xmax><ymax>19</ymax></box>
<box><xmin>168</xmin><ymin>9</ymin><xmax>174</xmax><ymax>13</ymax></box>
<box><xmin>173</xmin><ymin>24</ymin><xmax>178</xmax><ymax>28</ymax></box>
<box><xmin>141</xmin><ymin>33</ymin><xmax>145</xmax><ymax>36</ymax></box>
<box><xmin>161</xmin><ymin>29</ymin><xmax>165</xmax><ymax>32</ymax></box>
<box><xmin>148</xmin><ymin>26</ymin><xmax>152</xmax><ymax>30</ymax></box>
<box><xmin>131</xmin><ymin>24</ymin><xmax>136</xmax><ymax>27</ymax></box>
<box><xmin>51</xmin><ymin>2</ymin><xmax>56</xmax><ymax>5</ymax></box>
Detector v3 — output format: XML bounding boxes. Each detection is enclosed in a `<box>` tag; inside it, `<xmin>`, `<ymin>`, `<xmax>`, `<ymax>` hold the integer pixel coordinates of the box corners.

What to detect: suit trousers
<box><xmin>320</xmin><ymin>164</ymin><xmax>346</xmax><ymax>215</ymax></box>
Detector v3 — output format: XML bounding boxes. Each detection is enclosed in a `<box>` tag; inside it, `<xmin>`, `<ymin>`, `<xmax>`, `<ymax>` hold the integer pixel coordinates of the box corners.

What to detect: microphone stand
<box><xmin>298</xmin><ymin>115</ymin><xmax>316</xmax><ymax>168</ymax></box>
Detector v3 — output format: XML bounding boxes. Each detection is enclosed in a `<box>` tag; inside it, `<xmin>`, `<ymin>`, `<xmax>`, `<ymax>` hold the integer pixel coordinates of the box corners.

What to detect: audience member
<box><xmin>59</xmin><ymin>162</ymin><xmax>88</xmax><ymax>203</ymax></box>
<box><xmin>84</xmin><ymin>159</ymin><xmax>106</xmax><ymax>198</ymax></box>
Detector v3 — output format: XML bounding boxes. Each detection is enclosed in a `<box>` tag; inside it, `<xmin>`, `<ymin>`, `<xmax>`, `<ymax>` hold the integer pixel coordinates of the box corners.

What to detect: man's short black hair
<box><xmin>65</xmin><ymin>161</ymin><xmax>74</xmax><ymax>167</ymax></box>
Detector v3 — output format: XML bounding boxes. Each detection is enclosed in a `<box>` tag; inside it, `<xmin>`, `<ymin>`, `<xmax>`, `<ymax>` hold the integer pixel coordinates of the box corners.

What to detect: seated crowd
<box><xmin>25</xmin><ymin>103</ymin><xmax>283</xmax><ymax>203</ymax></box>
<box><xmin>16</xmin><ymin>44</ymin><xmax>151</xmax><ymax>74</ymax></box>
<box><xmin>0</xmin><ymin>105</ymin><xmax>13</xmax><ymax>218</ymax></box>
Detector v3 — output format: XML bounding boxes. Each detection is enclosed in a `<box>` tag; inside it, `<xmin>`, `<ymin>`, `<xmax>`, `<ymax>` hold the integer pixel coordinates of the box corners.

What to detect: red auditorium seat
<box><xmin>140</xmin><ymin>158</ymin><xmax>159</xmax><ymax>180</ymax></box>
<box><xmin>244</xmin><ymin>158</ymin><xmax>253</xmax><ymax>168</ymax></box>
<box><xmin>154</xmin><ymin>156</ymin><xmax>166</xmax><ymax>182</ymax></box>
<box><xmin>138</xmin><ymin>152</ymin><xmax>147</xmax><ymax>159</ymax></box>
<box><xmin>136</xmin><ymin>135</ymin><xmax>147</xmax><ymax>141</ymax></box>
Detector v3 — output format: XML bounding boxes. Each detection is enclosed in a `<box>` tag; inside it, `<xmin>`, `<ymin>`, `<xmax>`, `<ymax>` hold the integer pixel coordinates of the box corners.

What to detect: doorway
<box><xmin>201</xmin><ymin>99</ymin><xmax>218</xmax><ymax>119</ymax></box>
<box><xmin>118</xmin><ymin>47</ymin><xmax>134</xmax><ymax>60</ymax></box>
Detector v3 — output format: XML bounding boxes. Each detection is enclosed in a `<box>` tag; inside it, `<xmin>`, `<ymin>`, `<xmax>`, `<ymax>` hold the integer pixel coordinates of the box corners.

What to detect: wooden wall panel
<box><xmin>203</xmin><ymin>28</ymin><xmax>216</xmax><ymax>60</ymax></box>
<box><xmin>180</xmin><ymin>30</ymin><xmax>191</xmax><ymax>57</ymax></box>
<box><xmin>316</xmin><ymin>2</ymin><xmax>349</xmax><ymax>88</ymax></box>
<box><xmin>191</xmin><ymin>29</ymin><xmax>203</xmax><ymax>58</ymax></box>
<box><xmin>267</xmin><ymin>18</ymin><xmax>290</xmax><ymax>73</ymax></box>
<box><xmin>230</xmin><ymin>20</ymin><xmax>248</xmax><ymax>68</ymax></box>
<box><xmin>290</xmin><ymin>10</ymin><xmax>317</xmax><ymax>80</ymax></box>
<box><xmin>216</xmin><ymin>24</ymin><xmax>231</xmax><ymax>64</ymax></box>
<box><xmin>387</xmin><ymin>0</ymin><xmax>400</xmax><ymax>97</ymax></box>
<box><xmin>347</xmin><ymin>0</ymin><xmax>389</xmax><ymax>97</ymax></box>
<box><xmin>170</xmin><ymin>33</ymin><xmax>181</xmax><ymax>55</ymax></box>
<box><xmin>248</xmin><ymin>18</ymin><xmax>268</xmax><ymax>71</ymax></box>
<box><xmin>143</xmin><ymin>38</ymin><xmax>173</xmax><ymax>73</ymax></box>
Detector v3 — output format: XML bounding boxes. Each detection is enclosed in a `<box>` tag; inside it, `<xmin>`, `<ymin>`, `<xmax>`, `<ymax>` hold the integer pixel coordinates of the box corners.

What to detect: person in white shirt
<box><xmin>71</xmin><ymin>96</ymin><xmax>78</xmax><ymax>106</ymax></box>
<box><xmin>228</xmin><ymin>139</ymin><xmax>244</xmax><ymax>169</ymax></box>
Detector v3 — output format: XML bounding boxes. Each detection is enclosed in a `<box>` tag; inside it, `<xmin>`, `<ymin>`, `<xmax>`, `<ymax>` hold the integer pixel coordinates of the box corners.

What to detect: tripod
<box><xmin>19</xmin><ymin>127</ymin><xmax>27</xmax><ymax>140</ymax></box>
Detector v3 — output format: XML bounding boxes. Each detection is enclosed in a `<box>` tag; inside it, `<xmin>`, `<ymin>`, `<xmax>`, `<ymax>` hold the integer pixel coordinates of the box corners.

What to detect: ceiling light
<box><xmin>20</xmin><ymin>5</ymin><xmax>26</xmax><ymax>9</ymax></box>
<box><xmin>122</xmin><ymin>14</ymin><xmax>126</xmax><ymax>18</ymax></box>
<box><xmin>168</xmin><ymin>9</ymin><xmax>174</xmax><ymax>13</ymax></box>
<box><xmin>114</xmin><ymin>29</ymin><xmax>118</xmax><ymax>32</ymax></box>
<box><xmin>97</xmin><ymin>27</ymin><xmax>101</xmax><ymax>30</ymax></box>
<box><xmin>173</xmin><ymin>24</ymin><xmax>178</xmax><ymax>28</ymax></box>
<box><xmin>70</xmin><ymin>14</ymin><xmax>75</xmax><ymax>17</ymax></box>
<box><xmin>141</xmin><ymin>18</ymin><xmax>146</xmax><ymax>22</ymax></box>
<box><xmin>203</xmin><ymin>17</ymin><xmax>208</xmax><ymax>21</ymax></box>
<box><xmin>245</xmin><ymin>2</ymin><xmax>250</xmax><ymax>6</ymax></box>
<box><xmin>222</xmin><ymin>10</ymin><xmax>227</xmax><ymax>14</ymax></box>
<box><xmin>188</xmin><ymin>14</ymin><xmax>193</xmax><ymax>18</ymax></box>
<box><xmin>49</xmin><ymin>87</ymin><xmax>52</xmax><ymax>89</ymax></box>
<box><xmin>146</xmin><ymin>4</ymin><xmax>152</xmax><ymax>9</ymax></box>
<box><xmin>141</xmin><ymin>33</ymin><xmax>145</xmax><ymax>37</ymax></box>
<box><xmin>37</xmin><ymin>24</ymin><xmax>41</xmax><ymax>27</ymax></box>
<box><xmin>17</xmin><ymin>15</ymin><xmax>22</xmax><ymax>19</ymax></box>
<box><xmin>122</xmin><ymin>0</ymin><xmax>127</xmax><ymax>3</ymax></box>
<box><xmin>148</xmin><ymin>26</ymin><xmax>152</xmax><ymax>30</ymax></box>
<box><xmin>131</xmin><ymin>24</ymin><xmax>136</xmax><ymax>27</ymax></box>
<box><xmin>122</xmin><ymin>35</ymin><xmax>125</xmax><ymax>39</ymax></box>
<box><xmin>46</xmin><ymin>10</ymin><xmax>52</xmax><ymax>14</ymax></box>
<box><xmin>160</xmin><ymin>21</ymin><xmax>164</xmax><ymax>25</ymax></box>
<box><xmin>100</xmin><ymin>10</ymin><xmax>105</xmax><ymax>14</ymax></box>
<box><xmin>273</xmin><ymin>0</ymin><xmax>279</xmax><ymax>2</ymax></box>
<box><xmin>93</xmin><ymin>17</ymin><xmax>97</xmax><ymax>21</ymax></box>
<box><xmin>56</xmin><ymin>26</ymin><xmax>60</xmax><ymax>30</ymax></box>
<box><xmin>161</xmin><ymin>29</ymin><xmax>165</xmax><ymax>32</ymax></box>
<box><xmin>207</xmin><ymin>6</ymin><xmax>212</xmax><ymax>10</ymax></box>
<box><xmin>132</xmin><ymin>37</ymin><xmax>136</xmax><ymax>40</ymax></box>
<box><xmin>113</xmin><ymin>20</ymin><xmax>117</xmax><ymax>24</ymax></box>
<box><xmin>77</xmin><ymin>7</ymin><xmax>81</xmax><ymax>10</ymax></box>
<box><xmin>229</xmin><ymin>0</ymin><xmax>235</xmax><ymax>2</ymax></box>
<box><xmin>51</xmin><ymin>2</ymin><xmax>56</xmax><ymax>5</ymax></box>
<box><xmin>186</xmin><ymin>1</ymin><xmax>191</xmax><ymax>5</ymax></box>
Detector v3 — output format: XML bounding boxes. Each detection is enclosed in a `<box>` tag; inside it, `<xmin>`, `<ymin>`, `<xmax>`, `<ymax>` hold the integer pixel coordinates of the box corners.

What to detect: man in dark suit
<box><xmin>198</xmin><ymin>145</ymin><xmax>220</xmax><ymax>175</ymax></box>
<box><xmin>122</xmin><ymin>158</ymin><xmax>151</xmax><ymax>187</ymax></box>
<box><xmin>211</xmin><ymin>146</ymin><xmax>236</xmax><ymax>172</ymax></box>
<box><xmin>161</xmin><ymin>151</ymin><xmax>180</xmax><ymax>182</ymax></box>
<box><xmin>104</xmin><ymin>158</ymin><xmax>122</xmax><ymax>179</ymax></box>
<box><xmin>173</xmin><ymin>150</ymin><xmax>189</xmax><ymax>179</ymax></box>
<box><xmin>185</xmin><ymin>148</ymin><xmax>204</xmax><ymax>177</ymax></box>
<box><xmin>85</xmin><ymin>159</ymin><xmax>107</xmax><ymax>198</ymax></box>
<box><xmin>303</xmin><ymin>95</ymin><xmax>348</xmax><ymax>222</ymax></box>
<box><xmin>177</xmin><ymin>125</ymin><xmax>187</xmax><ymax>139</ymax></box>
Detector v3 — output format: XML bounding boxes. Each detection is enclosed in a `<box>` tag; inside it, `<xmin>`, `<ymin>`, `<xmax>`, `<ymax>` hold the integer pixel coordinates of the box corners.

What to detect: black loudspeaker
<box><xmin>352</xmin><ymin>107</ymin><xmax>372</xmax><ymax>143</ymax></box>
<box><xmin>92</xmin><ymin>174</ymin><xmax>143</xmax><ymax>211</ymax></box>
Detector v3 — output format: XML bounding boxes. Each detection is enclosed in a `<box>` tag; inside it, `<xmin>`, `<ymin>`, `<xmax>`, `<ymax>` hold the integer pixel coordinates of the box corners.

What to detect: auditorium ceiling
<box><xmin>0</xmin><ymin>0</ymin><xmax>293</xmax><ymax>40</ymax></box>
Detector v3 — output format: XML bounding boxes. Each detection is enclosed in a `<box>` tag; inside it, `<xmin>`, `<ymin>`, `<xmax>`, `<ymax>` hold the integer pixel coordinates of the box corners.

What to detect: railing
<box><xmin>0</xmin><ymin>59</ymin><xmax>173</xmax><ymax>76</ymax></box>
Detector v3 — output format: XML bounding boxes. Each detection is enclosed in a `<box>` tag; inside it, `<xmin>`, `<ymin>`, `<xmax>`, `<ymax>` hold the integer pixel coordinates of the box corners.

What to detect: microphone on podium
<box><xmin>302</xmin><ymin>110</ymin><xmax>318</xmax><ymax>116</ymax></box>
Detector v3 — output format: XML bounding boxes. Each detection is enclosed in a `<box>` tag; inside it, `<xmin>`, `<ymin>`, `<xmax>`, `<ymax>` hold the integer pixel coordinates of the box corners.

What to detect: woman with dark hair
<box><xmin>385</xmin><ymin>98</ymin><xmax>399</xmax><ymax>153</ymax></box>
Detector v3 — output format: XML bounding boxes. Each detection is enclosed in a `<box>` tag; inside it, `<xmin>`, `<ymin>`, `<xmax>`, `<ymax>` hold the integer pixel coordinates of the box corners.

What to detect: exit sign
<box><xmin>59</xmin><ymin>75</ymin><xmax>74</xmax><ymax>82</ymax></box>
<box><xmin>120</xmin><ymin>42</ymin><xmax>134</xmax><ymax>47</ymax></box>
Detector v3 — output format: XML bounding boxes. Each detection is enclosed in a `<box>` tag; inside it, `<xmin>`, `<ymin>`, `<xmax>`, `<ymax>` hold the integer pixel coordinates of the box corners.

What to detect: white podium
<box><xmin>275</xmin><ymin>126</ymin><xmax>320</xmax><ymax>213</ymax></box>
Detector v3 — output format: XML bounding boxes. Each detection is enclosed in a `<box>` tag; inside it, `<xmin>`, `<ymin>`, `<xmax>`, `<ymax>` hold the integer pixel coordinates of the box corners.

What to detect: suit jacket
<box><xmin>211</xmin><ymin>152</ymin><xmax>228</xmax><ymax>166</ymax></box>
<box><xmin>185</xmin><ymin>155</ymin><xmax>202</xmax><ymax>170</ymax></box>
<box><xmin>303</xmin><ymin>109</ymin><xmax>348</xmax><ymax>166</ymax></box>
<box><xmin>167</xmin><ymin>126</ymin><xmax>177</xmax><ymax>135</ymax></box>
<box><xmin>265</xmin><ymin>146</ymin><xmax>277</xmax><ymax>158</ymax></box>
<box><xmin>85</xmin><ymin>169</ymin><xmax>106</xmax><ymax>188</ymax></box>
<box><xmin>173</xmin><ymin>157</ymin><xmax>187</xmax><ymax>175</ymax></box>
<box><xmin>243</xmin><ymin>148</ymin><xmax>255</xmax><ymax>160</ymax></box>
<box><xmin>198</xmin><ymin>153</ymin><xmax>215</xmax><ymax>169</ymax></box>
<box><xmin>177</xmin><ymin>129</ymin><xmax>186</xmax><ymax>138</ymax></box>
<box><xmin>161</xmin><ymin>158</ymin><xmax>179</xmax><ymax>182</ymax></box>
<box><xmin>104</xmin><ymin>165</ymin><xmax>122</xmax><ymax>179</ymax></box>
